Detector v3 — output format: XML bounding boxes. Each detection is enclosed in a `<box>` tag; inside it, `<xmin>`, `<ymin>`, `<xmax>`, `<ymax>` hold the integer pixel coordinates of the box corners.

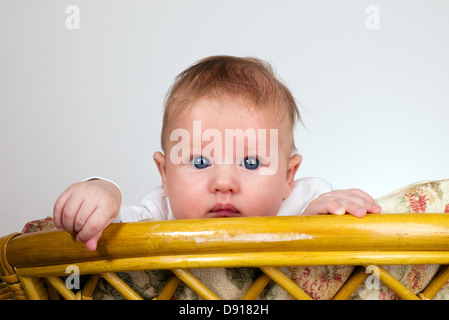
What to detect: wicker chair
<box><xmin>2</xmin><ymin>214</ymin><xmax>449</xmax><ymax>300</ymax></box>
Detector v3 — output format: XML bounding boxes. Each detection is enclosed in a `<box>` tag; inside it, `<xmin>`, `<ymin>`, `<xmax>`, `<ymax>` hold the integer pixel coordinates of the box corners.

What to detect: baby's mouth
<box><xmin>208</xmin><ymin>204</ymin><xmax>241</xmax><ymax>218</ymax></box>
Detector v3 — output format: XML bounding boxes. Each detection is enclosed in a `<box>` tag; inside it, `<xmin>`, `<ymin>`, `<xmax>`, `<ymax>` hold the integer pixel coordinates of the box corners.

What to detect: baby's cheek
<box><xmin>243</xmin><ymin>190</ymin><xmax>283</xmax><ymax>217</ymax></box>
<box><xmin>171</xmin><ymin>193</ymin><xmax>206</xmax><ymax>219</ymax></box>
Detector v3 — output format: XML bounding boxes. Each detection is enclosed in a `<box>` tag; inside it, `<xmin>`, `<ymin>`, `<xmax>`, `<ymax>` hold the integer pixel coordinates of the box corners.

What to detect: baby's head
<box><xmin>154</xmin><ymin>55</ymin><xmax>303</xmax><ymax>219</ymax></box>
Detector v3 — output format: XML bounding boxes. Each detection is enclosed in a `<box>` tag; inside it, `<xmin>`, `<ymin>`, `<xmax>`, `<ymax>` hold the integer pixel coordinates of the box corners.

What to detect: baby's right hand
<box><xmin>53</xmin><ymin>179</ymin><xmax>122</xmax><ymax>251</ymax></box>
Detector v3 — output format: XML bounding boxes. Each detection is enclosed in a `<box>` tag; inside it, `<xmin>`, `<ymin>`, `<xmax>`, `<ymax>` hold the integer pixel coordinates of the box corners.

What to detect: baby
<box><xmin>53</xmin><ymin>55</ymin><xmax>381</xmax><ymax>251</ymax></box>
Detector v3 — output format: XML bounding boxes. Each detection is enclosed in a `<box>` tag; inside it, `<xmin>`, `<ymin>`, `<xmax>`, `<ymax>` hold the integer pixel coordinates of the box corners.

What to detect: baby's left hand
<box><xmin>302</xmin><ymin>189</ymin><xmax>381</xmax><ymax>217</ymax></box>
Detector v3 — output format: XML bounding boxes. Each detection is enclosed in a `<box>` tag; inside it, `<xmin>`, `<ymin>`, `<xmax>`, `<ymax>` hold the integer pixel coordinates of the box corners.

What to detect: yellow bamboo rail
<box><xmin>6</xmin><ymin>214</ymin><xmax>449</xmax><ymax>271</ymax></box>
<box><xmin>260</xmin><ymin>267</ymin><xmax>312</xmax><ymax>300</ymax></box>
<box><xmin>242</xmin><ymin>273</ymin><xmax>272</xmax><ymax>300</ymax></box>
<box><xmin>171</xmin><ymin>269</ymin><xmax>220</xmax><ymax>300</ymax></box>
<box><xmin>2</xmin><ymin>214</ymin><xmax>449</xmax><ymax>300</ymax></box>
<box><xmin>421</xmin><ymin>266</ymin><xmax>449</xmax><ymax>300</ymax></box>
<box><xmin>156</xmin><ymin>275</ymin><xmax>181</xmax><ymax>300</ymax></box>
<box><xmin>333</xmin><ymin>266</ymin><xmax>368</xmax><ymax>300</ymax></box>
<box><xmin>101</xmin><ymin>272</ymin><xmax>143</xmax><ymax>300</ymax></box>
<box><xmin>13</xmin><ymin>251</ymin><xmax>449</xmax><ymax>279</ymax></box>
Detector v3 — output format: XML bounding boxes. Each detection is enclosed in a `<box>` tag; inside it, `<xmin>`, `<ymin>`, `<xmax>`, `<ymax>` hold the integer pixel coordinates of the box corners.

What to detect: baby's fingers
<box><xmin>302</xmin><ymin>199</ymin><xmax>346</xmax><ymax>216</ymax></box>
<box><xmin>318</xmin><ymin>199</ymin><xmax>372</xmax><ymax>218</ymax></box>
<box><xmin>342</xmin><ymin>188</ymin><xmax>376</xmax><ymax>204</ymax></box>
<box><xmin>333</xmin><ymin>189</ymin><xmax>381</xmax><ymax>216</ymax></box>
<box><xmin>75</xmin><ymin>208</ymin><xmax>115</xmax><ymax>250</ymax></box>
<box><xmin>53</xmin><ymin>190</ymin><xmax>73</xmax><ymax>231</ymax></box>
<box><xmin>84</xmin><ymin>232</ymin><xmax>103</xmax><ymax>252</ymax></box>
<box><xmin>335</xmin><ymin>199</ymin><xmax>369</xmax><ymax>217</ymax></box>
<box><xmin>302</xmin><ymin>189</ymin><xmax>382</xmax><ymax>217</ymax></box>
<box><xmin>60</xmin><ymin>193</ymin><xmax>86</xmax><ymax>235</ymax></box>
<box><xmin>73</xmin><ymin>200</ymin><xmax>98</xmax><ymax>234</ymax></box>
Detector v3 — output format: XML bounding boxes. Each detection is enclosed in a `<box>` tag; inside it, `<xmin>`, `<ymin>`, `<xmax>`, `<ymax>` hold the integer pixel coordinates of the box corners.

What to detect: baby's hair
<box><xmin>161</xmin><ymin>55</ymin><xmax>301</xmax><ymax>152</ymax></box>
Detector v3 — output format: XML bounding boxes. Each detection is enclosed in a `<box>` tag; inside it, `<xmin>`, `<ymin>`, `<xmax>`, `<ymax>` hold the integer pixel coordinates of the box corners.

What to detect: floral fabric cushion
<box><xmin>21</xmin><ymin>178</ymin><xmax>449</xmax><ymax>299</ymax></box>
<box><xmin>375</xmin><ymin>179</ymin><xmax>449</xmax><ymax>214</ymax></box>
<box><xmin>21</xmin><ymin>216</ymin><xmax>58</xmax><ymax>234</ymax></box>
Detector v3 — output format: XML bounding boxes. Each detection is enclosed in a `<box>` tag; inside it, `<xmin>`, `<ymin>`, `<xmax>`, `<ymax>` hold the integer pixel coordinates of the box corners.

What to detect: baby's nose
<box><xmin>210</xmin><ymin>165</ymin><xmax>240</xmax><ymax>194</ymax></box>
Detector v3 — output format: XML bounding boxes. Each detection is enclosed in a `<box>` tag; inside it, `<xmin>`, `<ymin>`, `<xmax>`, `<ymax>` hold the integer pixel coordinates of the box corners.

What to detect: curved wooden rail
<box><xmin>5</xmin><ymin>214</ymin><xmax>449</xmax><ymax>276</ymax></box>
<box><xmin>3</xmin><ymin>214</ymin><xmax>449</xmax><ymax>300</ymax></box>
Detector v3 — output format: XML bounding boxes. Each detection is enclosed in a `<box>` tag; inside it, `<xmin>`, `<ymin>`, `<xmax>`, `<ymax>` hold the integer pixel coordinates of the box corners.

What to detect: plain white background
<box><xmin>1</xmin><ymin>0</ymin><xmax>449</xmax><ymax>236</ymax></box>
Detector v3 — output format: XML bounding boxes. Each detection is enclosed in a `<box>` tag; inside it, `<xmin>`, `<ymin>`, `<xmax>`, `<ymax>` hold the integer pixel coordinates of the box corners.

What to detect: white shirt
<box><xmin>115</xmin><ymin>177</ymin><xmax>332</xmax><ymax>222</ymax></box>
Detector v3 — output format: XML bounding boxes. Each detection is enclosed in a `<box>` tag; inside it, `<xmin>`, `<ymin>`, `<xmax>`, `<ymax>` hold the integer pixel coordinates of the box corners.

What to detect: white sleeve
<box><xmin>83</xmin><ymin>176</ymin><xmax>122</xmax><ymax>194</ymax></box>
<box><xmin>82</xmin><ymin>177</ymin><xmax>172</xmax><ymax>222</ymax></box>
<box><xmin>277</xmin><ymin>177</ymin><xmax>332</xmax><ymax>216</ymax></box>
<box><xmin>114</xmin><ymin>186</ymin><xmax>174</xmax><ymax>222</ymax></box>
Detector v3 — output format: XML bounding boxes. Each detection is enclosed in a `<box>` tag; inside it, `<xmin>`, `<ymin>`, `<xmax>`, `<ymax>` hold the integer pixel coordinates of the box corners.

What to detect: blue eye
<box><xmin>191</xmin><ymin>156</ymin><xmax>211</xmax><ymax>169</ymax></box>
<box><xmin>243</xmin><ymin>157</ymin><xmax>260</xmax><ymax>170</ymax></box>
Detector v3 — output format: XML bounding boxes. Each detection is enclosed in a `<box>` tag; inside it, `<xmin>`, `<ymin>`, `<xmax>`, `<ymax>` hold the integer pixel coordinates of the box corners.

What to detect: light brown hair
<box><xmin>161</xmin><ymin>55</ymin><xmax>301</xmax><ymax>152</ymax></box>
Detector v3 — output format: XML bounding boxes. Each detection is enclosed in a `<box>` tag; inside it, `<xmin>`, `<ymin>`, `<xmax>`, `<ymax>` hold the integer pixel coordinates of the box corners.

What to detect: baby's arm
<box><xmin>53</xmin><ymin>179</ymin><xmax>122</xmax><ymax>251</ymax></box>
<box><xmin>301</xmin><ymin>189</ymin><xmax>381</xmax><ymax>217</ymax></box>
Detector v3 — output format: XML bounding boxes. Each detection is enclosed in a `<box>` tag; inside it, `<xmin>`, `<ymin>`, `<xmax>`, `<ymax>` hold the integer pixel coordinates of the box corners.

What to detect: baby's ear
<box><xmin>284</xmin><ymin>154</ymin><xmax>302</xmax><ymax>199</ymax></box>
<box><xmin>153</xmin><ymin>152</ymin><xmax>168</xmax><ymax>193</ymax></box>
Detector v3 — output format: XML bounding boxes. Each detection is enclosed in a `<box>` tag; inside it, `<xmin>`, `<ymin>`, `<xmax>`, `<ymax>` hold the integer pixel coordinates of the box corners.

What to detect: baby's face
<box><xmin>154</xmin><ymin>96</ymin><xmax>302</xmax><ymax>219</ymax></box>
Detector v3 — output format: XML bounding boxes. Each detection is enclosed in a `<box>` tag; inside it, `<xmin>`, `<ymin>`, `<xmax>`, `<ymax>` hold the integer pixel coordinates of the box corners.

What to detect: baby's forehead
<box><xmin>173</xmin><ymin>95</ymin><xmax>289</xmax><ymax>127</ymax></box>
